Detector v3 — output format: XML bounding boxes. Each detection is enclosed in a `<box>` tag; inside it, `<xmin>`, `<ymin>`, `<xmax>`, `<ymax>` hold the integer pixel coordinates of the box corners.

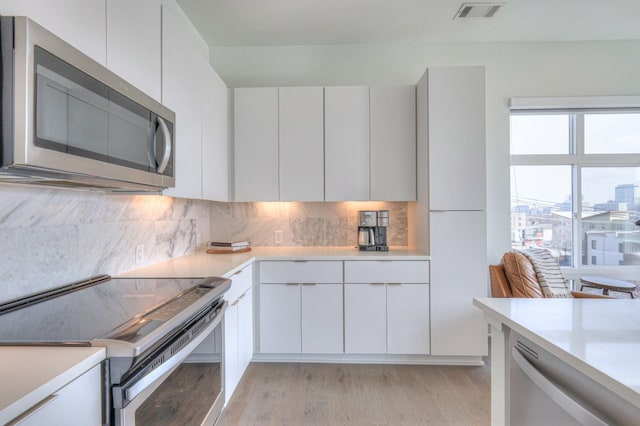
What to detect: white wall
<box><xmin>210</xmin><ymin>40</ymin><xmax>640</xmax><ymax>263</ymax></box>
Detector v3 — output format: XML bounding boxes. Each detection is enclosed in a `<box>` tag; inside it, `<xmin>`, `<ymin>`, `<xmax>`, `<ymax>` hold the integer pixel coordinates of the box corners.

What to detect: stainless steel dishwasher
<box><xmin>508</xmin><ymin>331</ymin><xmax>639</xmax><ymax>425</ymax></box>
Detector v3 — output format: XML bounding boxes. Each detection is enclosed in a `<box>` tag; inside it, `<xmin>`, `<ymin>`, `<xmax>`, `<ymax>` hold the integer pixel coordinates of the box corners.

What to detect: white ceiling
<box><xmin>176</xmin><ymin>0</ymin><xmax>640</xmax><ymax>47</ymax></box>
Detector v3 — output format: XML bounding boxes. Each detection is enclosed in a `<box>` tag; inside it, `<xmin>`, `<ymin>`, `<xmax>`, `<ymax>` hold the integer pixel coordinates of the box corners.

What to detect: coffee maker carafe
<box><xmin>358</xmin><ymin>210</ymin><xmax>389</xmax><ymax>251</ymax></box>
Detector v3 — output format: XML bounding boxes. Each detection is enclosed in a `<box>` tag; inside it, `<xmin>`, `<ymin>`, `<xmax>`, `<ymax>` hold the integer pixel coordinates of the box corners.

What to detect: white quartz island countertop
<box><xmin>118</xmin><ymin>246</ymin><xmax>429</xmax><ymax>279</ymax></box>
<box><xmin>474</xmin><ymin>297</ymin><xmax>640</xmax><ymax>411</ymax></box>
<box><xmin>0</xmin><ymin>346</ymin><xmax>105</xmax><ymax>424</ymax></box>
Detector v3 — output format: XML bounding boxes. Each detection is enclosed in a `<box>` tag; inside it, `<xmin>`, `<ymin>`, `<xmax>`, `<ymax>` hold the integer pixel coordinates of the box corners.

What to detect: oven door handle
<box><xmin>122</xmin><ymin>301</ymin><xmax>226</xmax><ymax>403</ymax></box>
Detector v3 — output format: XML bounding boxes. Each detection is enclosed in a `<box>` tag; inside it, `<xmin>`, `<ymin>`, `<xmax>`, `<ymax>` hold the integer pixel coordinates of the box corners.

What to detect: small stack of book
<box><xmin>206</xmin><ymin>240</ymin><xmax>251</xmax><ymax>254</ymax></box>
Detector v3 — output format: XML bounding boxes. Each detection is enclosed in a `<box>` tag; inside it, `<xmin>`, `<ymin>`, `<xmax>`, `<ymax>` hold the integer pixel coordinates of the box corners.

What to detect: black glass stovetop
<box><xmin>0</xmin><ymin>276</ymin><xmax>226</xmax><ymax>345</ymax></box>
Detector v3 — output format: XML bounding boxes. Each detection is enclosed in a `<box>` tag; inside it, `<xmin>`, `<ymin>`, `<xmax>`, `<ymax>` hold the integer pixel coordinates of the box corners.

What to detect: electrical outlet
<box><xmin>274</xmin><ymin>230</ymin><xmax>284</xmax><ymax>245</ymax></box>
<box><xmin>135</xmin><ymin>245</ymin><xmax>144</xmax><ymax>265</ymax></box>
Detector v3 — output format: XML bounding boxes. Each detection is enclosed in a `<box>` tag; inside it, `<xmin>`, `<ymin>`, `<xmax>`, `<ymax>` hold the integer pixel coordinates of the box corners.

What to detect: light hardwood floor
<box><xmin>220</xmin><ymin>361</ymin><xmax>490</xmax><ymax>425</ymax></box>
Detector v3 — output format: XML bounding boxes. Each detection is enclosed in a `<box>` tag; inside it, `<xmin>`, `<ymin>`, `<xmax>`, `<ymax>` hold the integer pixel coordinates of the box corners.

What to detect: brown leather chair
<box><xmin>490</xmin><ymin>251</ymin><xmax>609</xmax><ymax>298</ymax></box>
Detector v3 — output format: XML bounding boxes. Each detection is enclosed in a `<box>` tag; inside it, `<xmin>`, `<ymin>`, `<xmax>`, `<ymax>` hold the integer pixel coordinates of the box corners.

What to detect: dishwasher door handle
<box><xmin>511</xmin><ymin>347</ymin><xmax>608</xmax><ymax>426</ymax></box>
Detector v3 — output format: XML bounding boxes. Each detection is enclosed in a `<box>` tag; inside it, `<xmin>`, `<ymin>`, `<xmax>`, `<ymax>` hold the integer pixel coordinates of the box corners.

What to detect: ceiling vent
<box><xmin>454</xmin><ymin>3</ymin><xmax>503</xmax><ymax>19</ymax></box>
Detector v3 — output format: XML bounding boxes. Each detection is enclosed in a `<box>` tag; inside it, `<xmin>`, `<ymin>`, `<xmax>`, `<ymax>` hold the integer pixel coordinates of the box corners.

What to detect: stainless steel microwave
<box><xmin>0</xmin><ymin>16</ymin><xmax>175</xmax><ymax>192</ymax></box>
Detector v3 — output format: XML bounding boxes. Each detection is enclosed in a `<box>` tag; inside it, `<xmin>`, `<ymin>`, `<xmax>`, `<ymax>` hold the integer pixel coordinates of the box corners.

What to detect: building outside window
<box><xmin>510</xmin><ymin>97</ymin><xmax>640</xmax><ymax>268</ymax></box>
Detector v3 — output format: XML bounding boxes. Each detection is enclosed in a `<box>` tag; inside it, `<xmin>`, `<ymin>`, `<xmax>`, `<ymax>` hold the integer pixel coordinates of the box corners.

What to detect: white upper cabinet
<box><xmin>161</xmin><ymin>2</ymin><xmax>204</xmax><ymax>199</ymax></box>
<box><xmin>106</xmin><ymin>0</ymin><xmax>162</xmax><ymax>101</ymax></box>
<box><xmin>370</xmin><ymin>86</ymin><xmax>416</xmax><ymax>201</ymax></box>
<box><xmin>162</xmin><ymin>2</ymin><xmax>228</xmax><ymax>201</ymax></box>
<box><xmin>1</xmin><ymin>0</ymin><xmax>107</xmax><ymax>65</ymax></box>
<box><xmin>202</xmin><ymin>66</ymin><xmax>229</xmax><ymax>201</ymax></box>
<box><xmin>232</xmin><ymin>85</ymin><xmax>416</xmax><ymax>202</ymax></box>
<box><xmin>427</xmin><ymin>66</ymin><xmax>486</xmax><ymax>211</ymax></box>
<box><xmin>279</xmin><ymin>87</ymin><xmax>324</xmax><ymax>201</ymax></box>
<box><xmin>324</xmin><ymin>86</ymin><xmax>370</xmax><ymax>201</ymax></box>
<box><xmin>233</xmin><ymin>88</ymin><xmax>279</xmax><ymax>201</ymax></box>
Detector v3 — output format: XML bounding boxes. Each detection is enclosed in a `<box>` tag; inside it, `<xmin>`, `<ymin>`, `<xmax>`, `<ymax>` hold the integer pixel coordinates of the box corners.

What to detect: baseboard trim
<box><xmin>251</xmin><ymin>353</ymin><xmax>484</xmax><ymax>366</ymax></box>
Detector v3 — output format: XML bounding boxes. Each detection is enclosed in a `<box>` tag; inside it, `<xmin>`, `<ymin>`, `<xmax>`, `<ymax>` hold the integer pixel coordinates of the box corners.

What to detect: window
<box><xmin>510</xmin><ymin>98</ymin><xmax>640</xmax><ymax>268</ymax></box>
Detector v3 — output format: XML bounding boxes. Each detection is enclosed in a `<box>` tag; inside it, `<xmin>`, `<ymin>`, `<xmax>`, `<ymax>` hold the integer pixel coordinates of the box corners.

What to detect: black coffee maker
<box><xmin>357</xmin><ymin>210</ymin><xmax>389</xmax><ymax>251</ymax></box>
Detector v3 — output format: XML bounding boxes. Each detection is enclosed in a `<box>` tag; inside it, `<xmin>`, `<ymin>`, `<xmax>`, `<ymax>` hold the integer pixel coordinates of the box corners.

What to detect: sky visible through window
<box><xmin>510</xmin><ymin>112</ymin><xmax>640</xmax><ymax>266</ymax></box>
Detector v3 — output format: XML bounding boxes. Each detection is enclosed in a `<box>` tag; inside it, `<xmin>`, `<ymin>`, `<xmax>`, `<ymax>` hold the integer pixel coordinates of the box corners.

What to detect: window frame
<box><xmin>509</xmin><ymin>97</ymin><xmax>640</xmax><ymax>279</ymax></box>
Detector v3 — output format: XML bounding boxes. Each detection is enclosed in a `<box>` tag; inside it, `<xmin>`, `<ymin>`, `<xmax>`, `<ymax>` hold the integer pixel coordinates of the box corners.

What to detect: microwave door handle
<box><xmin>156</xmin><ymin>117</ymin><xmax>172</xmax><ymax>174</ymax></box>
<box><xmin>147</xmin><ymin>124</ymin><xmax>157</xmax><ymax>169</ymax></box>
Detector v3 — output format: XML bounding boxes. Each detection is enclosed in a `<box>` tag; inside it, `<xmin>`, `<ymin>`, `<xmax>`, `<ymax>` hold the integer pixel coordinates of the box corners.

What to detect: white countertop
<box><xmin>474</xmin><ymin>297</ymin><xmax>640</xmax><ymax>408</ymax></box>
<box><xmin>0</xmin><ymin>346</ymin><xmax>105</xmax><ymax>424</ymax></box>
<box><xmin>118</xmin><ymin>246</ymin><xmax>429</xmax><ymax>279</ymax></box>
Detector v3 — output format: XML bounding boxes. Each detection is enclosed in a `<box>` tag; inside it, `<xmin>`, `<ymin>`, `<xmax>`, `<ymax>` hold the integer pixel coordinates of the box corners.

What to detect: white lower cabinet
<box><xmin>258</xmin><ymin>260</ymin><xmax>430</xmax><ymax>356</ymax></box>
<box><xmin>344</xmin><ymin>283</ymin><xmax>387</xmax><ymax>354</ymax></box>
<box><xmin>387</xmin><ymin>283</ymin><xmax>430</xmax><ymax>354</ymax></box>
<box><xmin>344</xmin><ymin>261</ymin><xmax>430</xmax><ymax>355</ymax></box>
<box><xmin>344</xmin><ymin>283</ymin><xmax>430</xmax><ymax>355</ymax></box>
<box><xmin>11</xmin><ymin>364</ymin><xmax>101</xmax><ymax>426</ymax></box>
<box><xmin>301</xmin><ymin>283</ymin><xmax>343</xmax><ymax>353</ymax></box>
<box><xmin>224</xmin><ymin>264</ymin><xmax>254</xmax><ymax>404</ymax></box>
<box><xmin>259</xmin><ymin>261</ymin><xmax>344</xmax><ymax>354</ymax></box>
<box><xmin>260</xmin><ymin>283</ymin><xmax>344</xmax><ymax>354</ymax></box>
<box><xmin>259</xmin><ymin>283</ymin><xmax>302</xmax><ymax>353</ymax></box>
<box><xmin>223</xmin><ymin>303</ymin><xmax>239</xmax><ymax>404</ymax></box>
<box><xmin>237</xmin><ymin>287</ymin><xmax>254</xmax><ymax>372</ymax></box>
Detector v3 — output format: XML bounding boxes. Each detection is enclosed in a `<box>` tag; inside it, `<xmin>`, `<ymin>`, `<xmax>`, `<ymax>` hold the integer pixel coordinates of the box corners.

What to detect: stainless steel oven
<box><xmin>0</xmin><ymin>275</ymin><xmax>230</xmax><ymax>426</ymax></box>
<box><xmin>113</xmin><ymin>300</ymin><xmax>225</xmax><ymax>426</ymax></box>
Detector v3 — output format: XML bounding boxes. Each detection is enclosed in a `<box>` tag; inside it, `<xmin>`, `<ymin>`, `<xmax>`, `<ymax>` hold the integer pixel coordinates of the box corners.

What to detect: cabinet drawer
<box><xmin>225</xmin><ymin>264</ymin><xmax>253</xmax><ymax>303</ymax></box>
<box><xmin>260</xmin><ymin>261</ymin><xmax>342</xmax><ymax>283</ymax></box>
<box><xmin>344</xmin><ymin>261</ymin><xmax>429</xmax><ymax>283</ymax></box>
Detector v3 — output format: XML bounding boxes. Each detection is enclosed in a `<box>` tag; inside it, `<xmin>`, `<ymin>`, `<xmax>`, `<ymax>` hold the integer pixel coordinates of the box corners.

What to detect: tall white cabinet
<box><xmin>427</xmin><ymin>68</ymin><xmax>486</xmax><ymax>211</ymax></box>
<box><xmin>430</xmin><ymin>210</ymin><xmax>487</xmax><ymax>356</ymax></box>
<box><xmin>416</xmin><ymin>66</ymin><xmax>488</xmax><ymax>358</ymax></box>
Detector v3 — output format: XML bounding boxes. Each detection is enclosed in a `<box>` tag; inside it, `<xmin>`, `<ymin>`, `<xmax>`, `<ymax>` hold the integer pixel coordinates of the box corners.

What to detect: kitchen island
<box><xmin>474</xmin><ymin>297</ymin><xmax>640</xmax><ymax>425</ymax></box>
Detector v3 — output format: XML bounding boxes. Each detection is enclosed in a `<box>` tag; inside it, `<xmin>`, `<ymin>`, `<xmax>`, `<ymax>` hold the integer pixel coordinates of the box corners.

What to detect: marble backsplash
<box><xmin>210</xmin><ymin>201</ymin><xmax>408</xmax><ymax>247</ymax></box>
<box><xmin>0</xmin><ymin>184</ymin><xmax>408</xmax><ymax>303</ymax></box>
<box><xmin>0</xmin><ymin>185</ymin><xmax>209</xmax><ymax>303</ymax></box>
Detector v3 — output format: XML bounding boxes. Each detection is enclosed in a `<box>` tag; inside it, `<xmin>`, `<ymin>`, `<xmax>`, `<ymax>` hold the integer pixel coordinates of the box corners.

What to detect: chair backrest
<box><xmin>518</xmin><ymin>248</ymin><xmax>572</xmax><ymax>298</ymax></box>
<box><xmin>501</xmin><ymin>251</ymin><xmax>545</xmax><ymax>298</ymax></box>
<box><xmin>489</xmin><ymin>264</ymin><xmax>512</xmax><ymax>297</ymax></box>
<box><xmin>490</xmin><ymin>249</ymin><xmax>573</xmax><ymax>298</ymax></box>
